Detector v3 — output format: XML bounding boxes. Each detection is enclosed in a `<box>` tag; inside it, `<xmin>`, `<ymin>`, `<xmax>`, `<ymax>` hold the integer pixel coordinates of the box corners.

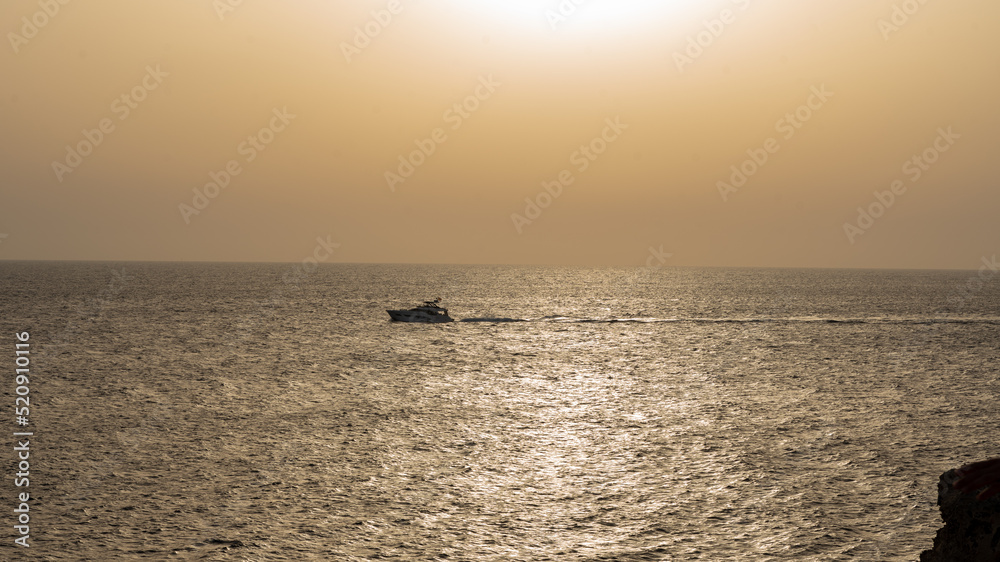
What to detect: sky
<box><xmin>1</xmin><ymin>0</ymin><xmax>998</xmax><ymax>268</ymax></box>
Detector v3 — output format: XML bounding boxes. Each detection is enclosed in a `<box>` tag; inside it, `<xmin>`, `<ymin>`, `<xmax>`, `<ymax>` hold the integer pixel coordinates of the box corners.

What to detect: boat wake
<box><xmin>456</xmin><ymin>316</ymin><xmax>1000</xmax><ymax>325</ymax></box>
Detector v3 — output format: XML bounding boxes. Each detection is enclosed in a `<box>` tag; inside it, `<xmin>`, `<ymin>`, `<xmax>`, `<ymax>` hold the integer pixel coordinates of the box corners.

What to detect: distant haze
<box><xmin>2</xmin><ymin>0</ymin><xmax>998</xmax><ymax>268</ymax></box>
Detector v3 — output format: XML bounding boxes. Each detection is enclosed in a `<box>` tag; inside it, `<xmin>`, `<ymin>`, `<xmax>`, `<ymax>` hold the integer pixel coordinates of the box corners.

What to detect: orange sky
<box><xmin>2</xmin><ymin>0</ymin><xmax>998</xmax><ymax>268</ymax></box>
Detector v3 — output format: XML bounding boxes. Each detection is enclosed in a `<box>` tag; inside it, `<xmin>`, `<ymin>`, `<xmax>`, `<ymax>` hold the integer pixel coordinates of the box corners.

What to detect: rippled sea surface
<box><xmin>2</xmin><ymin>262</ymin><xmax>999</xmax><ymax>560</ymax></box>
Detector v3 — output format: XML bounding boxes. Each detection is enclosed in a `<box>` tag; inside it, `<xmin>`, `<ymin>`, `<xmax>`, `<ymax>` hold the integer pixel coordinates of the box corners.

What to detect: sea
<box><xmin>1</xmin><ymin>262</ymin><xmax>998</xmax><ymax>561</ymax></box>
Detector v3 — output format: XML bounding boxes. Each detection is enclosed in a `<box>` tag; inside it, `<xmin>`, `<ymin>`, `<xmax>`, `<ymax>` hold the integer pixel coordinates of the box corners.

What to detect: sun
<box><xmin>473</xmin><ymin>0</ymin><xmax>700</xmax><ymax>33</ymax></box>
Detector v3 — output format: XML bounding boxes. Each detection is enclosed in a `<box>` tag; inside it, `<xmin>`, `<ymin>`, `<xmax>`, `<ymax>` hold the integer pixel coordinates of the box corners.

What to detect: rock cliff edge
<box><xmin>921</xmin><ymin>468</ymin><xmax>1000</xmax><ymax>561</ymax></box>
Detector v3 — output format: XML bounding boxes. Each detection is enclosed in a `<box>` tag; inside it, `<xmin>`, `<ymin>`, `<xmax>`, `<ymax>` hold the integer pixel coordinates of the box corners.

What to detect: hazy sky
<box><xmin>2</xmin><ymin>0</ymin><xmax>998</xmax><ymax>268</ymax></box>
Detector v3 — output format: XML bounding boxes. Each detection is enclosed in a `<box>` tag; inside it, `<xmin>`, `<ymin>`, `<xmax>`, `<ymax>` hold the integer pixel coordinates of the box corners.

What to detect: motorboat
<box><xmin>387</xmin><ymin>298</ymin><xmax>454</xmax><ymax>323</ymax></box>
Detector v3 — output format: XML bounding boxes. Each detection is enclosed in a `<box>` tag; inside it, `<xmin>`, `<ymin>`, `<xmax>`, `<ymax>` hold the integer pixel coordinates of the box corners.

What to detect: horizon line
<box><xmin>0</xmin><ymin>258</ymin><xmax>985</xmax><ymax>273</ymax></box>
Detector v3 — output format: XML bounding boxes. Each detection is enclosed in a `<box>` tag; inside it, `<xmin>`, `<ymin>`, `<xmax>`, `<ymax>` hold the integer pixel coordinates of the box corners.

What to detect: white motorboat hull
<box><xmin>386</xmin><ymin>309</ymin><xmax>454</xmax><ymax>323</ymax></box>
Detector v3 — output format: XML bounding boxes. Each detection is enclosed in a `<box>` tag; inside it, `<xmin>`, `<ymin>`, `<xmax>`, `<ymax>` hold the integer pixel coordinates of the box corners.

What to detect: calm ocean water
<box><xmin>1</xmin><ymin>262</ymin><xmax>998</xmax><ymax>560</ymax></box>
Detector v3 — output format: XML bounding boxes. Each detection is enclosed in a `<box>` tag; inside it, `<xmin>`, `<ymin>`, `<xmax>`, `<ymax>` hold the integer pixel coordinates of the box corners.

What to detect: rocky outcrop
<box><xmin>921</xmin><ymin>468</ymin><xmax>1000</xmax><ymax>561</ymax></box>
